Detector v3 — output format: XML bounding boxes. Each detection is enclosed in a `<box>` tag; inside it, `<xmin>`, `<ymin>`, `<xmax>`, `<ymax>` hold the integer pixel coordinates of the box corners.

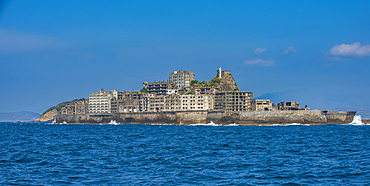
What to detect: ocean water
<box><xmin>0</xmin><ymin>123</ymin><xmax>369</xmax><ymax>185</ymax></box>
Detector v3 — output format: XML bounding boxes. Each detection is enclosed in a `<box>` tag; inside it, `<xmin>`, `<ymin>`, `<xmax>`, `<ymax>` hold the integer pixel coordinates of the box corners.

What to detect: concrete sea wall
<box><xmin>55</xmin><ymin>110</ymin><xmax>356</xmax><ymax>125</ymax></box>
<box><xmin>55</xmin><ymin>111</ymin><xmax>208</xmax><ymax>125</ymax></box>
<box><xmin>207</xmin><ymin>110</ymin><xmax>328</xmax><ymax>125</ymax></box>
<box><xmin>326</xmin><ymin>111</ymin><xmax>357</xmax><ymax>124</ymax></box>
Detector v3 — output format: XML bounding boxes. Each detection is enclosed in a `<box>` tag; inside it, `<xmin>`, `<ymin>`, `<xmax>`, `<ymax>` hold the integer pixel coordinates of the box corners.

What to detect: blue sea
<box><xmin>0</xmin><ymin>122</ymin><xmax>369</xmax><ymax>185</ymax></box>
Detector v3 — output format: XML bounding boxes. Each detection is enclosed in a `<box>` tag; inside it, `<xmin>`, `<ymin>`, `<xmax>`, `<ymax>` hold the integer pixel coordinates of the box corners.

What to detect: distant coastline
<box><xmin>0</xmin><ymin>111</ymin><xmax>40</xmax><ymax>122</ymax></box>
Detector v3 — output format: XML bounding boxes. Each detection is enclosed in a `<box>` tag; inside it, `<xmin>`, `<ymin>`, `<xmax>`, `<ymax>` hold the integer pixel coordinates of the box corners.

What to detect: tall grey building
<box><xmin>214</xmin><ymin>91</ymin><xmax>253</xmax><ymax>111</ymax></box>
<box><xmin>169</xmin><ymin>70</ymin><xmax>195</xmax><ymax>88</ymax></box>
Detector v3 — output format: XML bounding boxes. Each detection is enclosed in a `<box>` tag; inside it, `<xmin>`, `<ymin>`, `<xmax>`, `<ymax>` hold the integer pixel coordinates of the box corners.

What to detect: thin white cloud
<box><xmin>326</xmin><ymin>42</ymin><xmax>370</xmax><ymax>57</ymax></box>
<box><xmin>254</xmin><ymin>48</ymin><xmax>267</xmax><ymax>54</ymax></box>
<box><xmin>243</xmin><ymin>58</ymin><xmax>275</xmax><ymax>66</ymax></box>
<box><xmin>282</xmin><ymin>46</ymin><xmax>298</xmax><ymax>55</ymax></box>
<box><xmin>0</xmin><ymin>29</ymin><xmax>70</xmax><ymax>54</ymax></box>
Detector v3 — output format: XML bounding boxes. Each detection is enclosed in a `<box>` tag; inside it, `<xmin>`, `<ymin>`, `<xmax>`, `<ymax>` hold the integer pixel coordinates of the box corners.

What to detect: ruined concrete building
<box><xmin>214</xmin><ymin>91</ymin><xmax>253</xmax><ymax>111</ymax></box>
<box><xmin>61</xmin><ymin>99</ymin><xmax>89</xmax><ymax>115</ymax></box>
<box><xmin>252</xmin><ymin>99</ymin><xmax>274</xmax><ymax>111</ymax></box>
<box><xmin>81</xmin><ymin>68</ymin><xmax>305</xmax><ymax>114</ymax></box>
<box><xmin>144</xmin><ymin>94</ymin><xmax>214</xmax><ymax>112</ymax></box>
<box><xmin>169</xmin><ymin>70</ymin><xmax>195</xmax><ymax>88</ymax></box>
<box><xmin>278</xmin><ymin>101</ymin><xmax>304</xmax><ymax>110</ymax></box>
<box><xmin>143</xmin><ymin>81</ymin><xmax>176</xmax><ymax>96</ymax></box>
<box><xmin>88</xmin><ymin>89</ymin><xmax>115</xmax><ymax>114</ymax></box>
<box><xmin>110</xmin><ymin>92</ymin><xmax>144</xmax><ymax>113</ymax></box>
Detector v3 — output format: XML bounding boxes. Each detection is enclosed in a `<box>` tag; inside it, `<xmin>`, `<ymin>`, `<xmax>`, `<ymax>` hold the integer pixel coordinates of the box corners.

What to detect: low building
<box><xmin>61</xmin><ymin>99</ymin><xmax>89</xmax><ymax>115</ymax></box>
<box><xmin>252</xmin><ymin>99</ymin><xmax>273</xmax><ymax>111</ymax></box>
<box><xmin>191</xmin><ymin>87</ymin><xmax>216</xmax><ymax>95</ymax></box>
<box><xmin>61</xmin><ymin>104</ymin><xmax>75</xmax><ymax>115</ymax></box>
<box><xmin>278</xmin><ymin>101</ymin><xmax>304</xmax><ymax>110</ymax></box>
<box><xmin>215</xmin><ymin>91</ymin><xmax>253</xmax><ymax>111</ymax></box>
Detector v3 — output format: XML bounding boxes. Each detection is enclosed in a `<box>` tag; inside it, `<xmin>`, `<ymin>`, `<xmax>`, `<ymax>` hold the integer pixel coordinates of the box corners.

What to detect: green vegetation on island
<box><xmin>140</xmin><ymin>87</ymin><xmax>148</xmax><ymax>93</ymax></box>
<box><xmin>190</xmin><ymin>77</ymin><xmax>222</xmax><ymax>88</ymax></box>
<box><xmin>41</xmin><ymin>98</ymin><xmax>88</xmax><ymax>117</ymax></box>
<box><xmin>190</xmin><ymin>77</ymin><xmax>239</xmax><ymax>92</ymax></box>
<box><xmin>185</xmin><ymin>91</ymin><xmax>195</xmax><ymax>95</ymax></box>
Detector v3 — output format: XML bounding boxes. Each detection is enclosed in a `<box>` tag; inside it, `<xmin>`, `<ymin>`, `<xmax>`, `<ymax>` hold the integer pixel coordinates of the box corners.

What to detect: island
<box><xmin>37</xmin><ymin>68</ymin><xmax>356</xmax><ymax>125</ymax></box>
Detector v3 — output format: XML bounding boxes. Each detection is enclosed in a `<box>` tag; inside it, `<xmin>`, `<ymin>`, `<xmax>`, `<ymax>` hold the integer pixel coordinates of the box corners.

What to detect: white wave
<box><xmin>272</xmin><ymin>124</ymin><xmax>282</xmax><ymax>126</ymax></box>
<box><xmin>108</xmin><ymin>120</ymin><xmax>120</xmax><ymax>125</ymax></box>
<box><xmin>349</xmin><ymin>115</ymin><xmax>364</xmax><ymax>125</ymax></box>
<box><xmin>190</xmin><ymin>121</ymin><xmax>219</xmax><ymax>126</ymax></box>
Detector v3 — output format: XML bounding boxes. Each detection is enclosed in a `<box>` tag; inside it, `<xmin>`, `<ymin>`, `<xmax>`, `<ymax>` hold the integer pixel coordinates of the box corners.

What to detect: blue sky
<box><xmin>0</xmin><ymin>0</ymin><xmax>369</xmax><ymax>113</ymax></box>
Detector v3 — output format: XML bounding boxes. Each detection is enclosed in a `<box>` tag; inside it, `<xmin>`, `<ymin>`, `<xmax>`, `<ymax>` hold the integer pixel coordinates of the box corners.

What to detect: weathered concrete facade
<box><xmin>251</xmin><ymin>99</ymin><xmax>273</xmax><ymax>111</ymax></box>
<box><xmin>56</xmin><ymin>111</ymin><xmax>208</xmax><ymax>125</ymax></box>
<box><xmin>144</xmin><ymin>94</ymin><xmax>214</xmax><ymax>112</ymax></box>
<box><xmin>110</xmin><ymin>92</ymin><xmax>144</xmax><ymax>113</ymax></box>
<box><xmin>143</xmin><ymin>81</ymin><xmax>176</xmax><ymax>95</ymax></box>
<box><xmin>89</xmin><ymin>89</ymin><xmax>115</xmax><ymax>113</ymax></box>
<box><xmin>215</xmin><ymin>91</ymin><xmax>253</xmax><ymax>111</ymax></box>
<box><xmin>278</xmin><ymin>101</ymin><xmax>304</xmax><ymax>110</ymax></box>
<box><xmin>61</xmin><ymin>99</ymin><xmax>89</xmax><ymax>115</ymax></box>
<box><xmin>55</xmin><ymin>110</ymin><xmax>356</xmax><ymax>125</ymax></box>
<box><xmin>169</xmin><ymin>70</ymin><xmax>195</xmax><ymax>88</ymax></box>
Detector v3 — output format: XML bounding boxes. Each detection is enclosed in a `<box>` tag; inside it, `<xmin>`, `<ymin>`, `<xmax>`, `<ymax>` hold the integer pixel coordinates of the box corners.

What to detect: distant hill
<box><xmin>0</xmin><ymin>111</ymin><xmax>40</xmax><ymax>122</ymax></box>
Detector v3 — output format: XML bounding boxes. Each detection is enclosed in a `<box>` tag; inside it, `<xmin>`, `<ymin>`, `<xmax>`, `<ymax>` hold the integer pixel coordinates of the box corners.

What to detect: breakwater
<box><xmin>55</xmin><ymin>110</ymin><xmax>356</xmax><ymax>125</ymax></box>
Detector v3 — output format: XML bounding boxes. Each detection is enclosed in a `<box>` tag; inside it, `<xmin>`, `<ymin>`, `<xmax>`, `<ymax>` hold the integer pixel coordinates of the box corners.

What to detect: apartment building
<box><xmin>214</xmin><ymin>91</ymin><xmax>253</xmax><ymax>111</ymax></box>
<box><xmin>143</xmin><ymin>94</ymin><xmax>214</xmax><ymax>112</ymax></box>
<box><xmin>143</xmin><ymin>81</ymin><xmax>176</xmax><ymax>95</ymax></box>
<box><xmin>61</xmin><ymin>99</ymin><xmax>89</xmax><ymax>115</ymax></box>
<box><xmin>110</xmin><ymin>92</ymin><xmax>144</xmax><ymax>113</ymax></box>
<box><xmin>169</xmin><ymin>70</ymin><xmax>195</xmax><ymax>88</ymax></box>
<box><xmin>89</xmin><ymin>89</ymin><xmax>116</xmax><ymax>114</ymax></box>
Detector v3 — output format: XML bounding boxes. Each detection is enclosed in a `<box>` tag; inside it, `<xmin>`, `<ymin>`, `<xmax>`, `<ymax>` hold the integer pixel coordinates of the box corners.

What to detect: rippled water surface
<box><xmin>1</xmin><ymin>123</ymin><xmax>369</xmax><ymax>185</ymax></box>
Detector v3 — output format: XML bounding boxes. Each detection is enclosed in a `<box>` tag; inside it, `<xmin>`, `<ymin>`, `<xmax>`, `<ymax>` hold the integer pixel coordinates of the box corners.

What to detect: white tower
<box><xmin>219</xmin><ymin>67</ymin><xmax>222</xmax><ymax>78</ymax></box>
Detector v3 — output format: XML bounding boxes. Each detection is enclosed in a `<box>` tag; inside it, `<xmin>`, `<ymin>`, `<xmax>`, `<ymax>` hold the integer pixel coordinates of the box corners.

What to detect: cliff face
<box><xmin>212</xmin><ymin>71</ymin><xmax>239</xmax><ymax>92</ymax></box>
<box><xmin>36</xmin><ymin>109</ymin><xmax>57</xmax><ymax>122</ymax></box>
